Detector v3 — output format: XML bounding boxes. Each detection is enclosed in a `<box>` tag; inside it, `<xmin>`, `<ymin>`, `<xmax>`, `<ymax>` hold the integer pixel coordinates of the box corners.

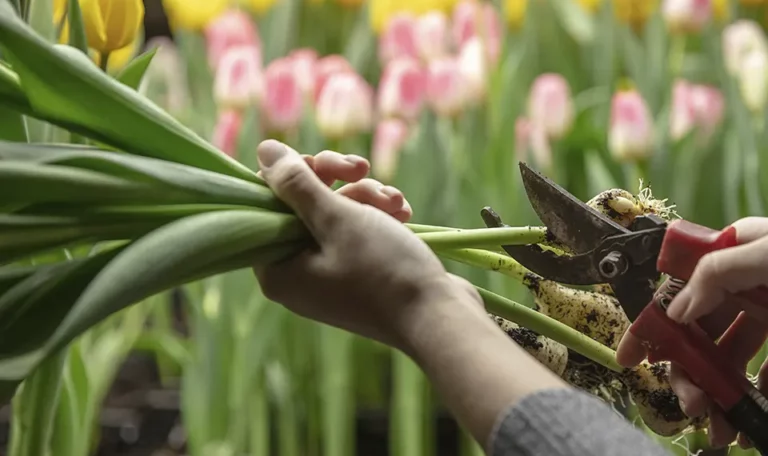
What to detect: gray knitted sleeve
<box><xmin>488</xmin><ymin>388</ymin><xmax>673</xmax><ymax>456</ymax></box>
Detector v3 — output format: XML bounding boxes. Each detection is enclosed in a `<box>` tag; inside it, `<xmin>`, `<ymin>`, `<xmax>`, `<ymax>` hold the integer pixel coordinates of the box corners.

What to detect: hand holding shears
<box><xmin>483</xmin><ymin>162</ymin><xmax>768</xmax><ymax>453</ymax></box>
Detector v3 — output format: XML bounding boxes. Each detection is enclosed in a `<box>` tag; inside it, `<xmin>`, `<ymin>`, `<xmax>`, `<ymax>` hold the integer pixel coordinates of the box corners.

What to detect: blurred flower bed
<box><xmin>3</xmin><ymin>0</ymin><xmax>768</xmax><ymax>456</ymax></box>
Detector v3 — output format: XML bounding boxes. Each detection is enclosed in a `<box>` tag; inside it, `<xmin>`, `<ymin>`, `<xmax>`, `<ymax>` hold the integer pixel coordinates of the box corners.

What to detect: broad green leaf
<box><xmin>9</xmin><ymin>347</ymin><xmax>66</xmax><ymax>456</ymax></box>
<box><xmin>116</xmin><ymin>47</ymin><xmax>158</xmax><ymax>90</ymax></box>
<box><xmin>65</xmin><ymin>0</ymin><xmax>87</xmax><ymax>55</ymax></box>
<box><xmin>0</xmin><ymin>161</ymin><xmax>198</xmax><ymax>205</ymax></box>
<box><xmin>0</xmin><ymin>214</ymin><xmax>170</xmax><ymax>264</ymax></box>
<box><xmin>548</xmin><ymin>0</ymin><xmax>595</xmax><ymax>45</ymax></box>
<box><xmin>0</xmin><ymin>63</ymin><xmax>32</xmax><ymax>113</ymax></box>
<box><xmin>45</xmin><ymin>211</ymin><xmax>304</xmax><ymax>351</ymax></box>
<box><xmin>0</xmin><ymin>142</ymin><xmax>286</xmax><ymax>210</ymax></box>
<box><xmin>0</xmin><ymin>6</ymin><xmax>260</xmax><ymax>182</ymax></box>
<box><xmin>0</xmin><ymin>106</ymin><xmax>27</xmax><ymax>141</ymax></box>
<box><xmin>27</xmin><ymin>0</ymin><xmax>55</xmax><ymax>43</ymax></box>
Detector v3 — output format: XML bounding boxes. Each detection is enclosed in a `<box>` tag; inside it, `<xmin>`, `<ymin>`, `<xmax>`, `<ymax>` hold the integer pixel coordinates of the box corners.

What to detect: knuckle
<box><xmin>274</xmin><ymin>160</ymin><xmax>312</xmax><ymax>194</ymax></box>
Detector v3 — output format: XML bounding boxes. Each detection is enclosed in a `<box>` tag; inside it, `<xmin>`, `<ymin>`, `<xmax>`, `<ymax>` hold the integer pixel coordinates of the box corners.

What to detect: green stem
<box><xmin>99</xmin><ymin>52</ymin><xmax>110</xmax><ymax>72</ymax></box>
<box><xmin>438</xmin><ymin>248</ymin><xmax>623</xmax><ymax>372</ymax></box>
<box><xmin>475</xmin><ymin>286</ymin><xmax>622</xmax><ymax>372</ymax></box>
<box><xmin>405</xmin><ymin>223</ymin><xmax>457</xmax><ymax>233</ymax></box>
<box><xmin>416</xmin><ymin>226</ymin><xmax>546</xmax><ymax>250</ymax></box>
<box><xmin>668</xmin><ymin>35</ymin><xmax>686</xmax><ymax>78</ymax></box>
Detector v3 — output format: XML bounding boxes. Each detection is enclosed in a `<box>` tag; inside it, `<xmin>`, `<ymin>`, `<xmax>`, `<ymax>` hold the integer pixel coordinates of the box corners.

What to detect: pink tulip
<box><xmin>451</xmin><ymin>0</ymin><xmax>502</xmax><ymax>65</ymax></box>
<box><xmin>204</xmin><ymin>9</ymin><xmax>261</xmax><ymax>70</ymax></box>
<box><xmin>379</xmin><ymin>12</ymin><xmax>420</xmax><ymax>65</ymax></box>
<box><xmin>662</xmin><ymin>0</ymin><xmax>712</xmax><ymax>35</ymax></box>
<box><xmin>457</xmin><ymin>37</ymin><xmax>489</xmax><ymax>105</ymax></box>
<box><xmin>515</xmin><ymin>117</ymin><xmax>552</xmax><ymax>171</ymax></box>
<box><xmin>415</xmin><ymin>11</ymin><xmax>450</xmax><ymax>62</ymax></box>
<box><xmin>288</xmin><ymin>48</ymin><xmax>319</xmax><ymax>99</ymax></box>
<box><xmin>212</xmin><ymin>110</ymin><xmax>243</xmax><ymax>157</ymax></box>
<box><xmin>316</xmin><ymin>72</ymin><xmax>375</xmax><ymax>139</ymax></box>
<box><xmin>372</xmin><ymin>118</ymin><xmax>410</xmax><ymax>183</ymax></box>
<box><xmin>426</xmin><ymin>56</ymin><xmax>467</xmax><ymax>117</ymax></box>
<box><xmin>670</xmin><ymin>80</ymin><xmax>725</xmax><ymax>142</ymax></box>
<box><xmin>377</xmin><ymin>58</ymin><xmax>428</xmax><ymax>122</ymax></box>
<box><xmin>608</xmin><ymin>90</ymin><xmax>655</xmax><ymax>162</ymax></box>
<box><xmin>313</xmin><ymin>54</ymin><xmax>355</xmax><ymax>103</ymax></box>
<box><xmin>213</xmin><ymin>45</ymin><xmax>264</xmax><ymax>111</ymax></box>
<box><xmin>263</xmin><ymin>57</ymin><xmax>304</xmax><ymax>133</ymax></box>
<box><xmin>527</xmin><ymin>73</ymin><xmax>575</xmax><ymax>140</ymax></box>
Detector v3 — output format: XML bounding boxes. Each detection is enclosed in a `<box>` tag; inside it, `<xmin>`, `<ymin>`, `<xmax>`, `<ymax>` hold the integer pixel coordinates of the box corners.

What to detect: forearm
<box><xmin>399</xmin><ymin>295</ymin><xmax>568</xmax><ymax>450</ymax></box>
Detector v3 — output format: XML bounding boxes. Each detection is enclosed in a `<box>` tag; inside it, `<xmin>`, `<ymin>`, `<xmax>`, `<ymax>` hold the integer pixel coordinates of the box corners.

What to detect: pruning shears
<box><xmin>482</xmin><ymin>162</ymin><xmax>768</xmax><ymax>453</ymax></box>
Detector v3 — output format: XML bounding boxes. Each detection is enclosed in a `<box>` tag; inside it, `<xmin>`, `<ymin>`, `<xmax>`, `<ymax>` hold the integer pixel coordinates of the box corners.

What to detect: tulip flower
<box><xmin>379</xmin><ymin>12</ymin><xmax>420</xmax><ymax>65</ymax></box>
<box><xmin>451</xmin><ymin>0</ymin><xmax>502</xmax><ymax>65</ymax></box>
<box><xmin>608</xmin><ymin>90</ymin><xmax>655</xmax><ymax>162</ymax></box>
<box><xmin>138</xmin><ymin>37</ymin><xmax>190</xmax><ymax>115</ymax></box>
<box><xmin>213</xmin><ymin>45</ymin><xmax>264</xmax><ymax>111</ymax></box>
<box><xmin>77</xmin><ymin>0</ymin><xmax>144</xmax><ymax>54</ymax></box>
<box><xmin>415</xmin><ymin>11</ymin><xmax>450</xmax><ymax>62</ymax></box>
<box><xmin>426</xmin><ymin>56</ymin><xmax>467</xmax><ymax>117</ymax></box>
<box><xmin>204</xmin><ymin>9</ymin><xmax>261</xmax><ymax>70</ymax></box>
<box><xmin>457</xmin><ymin>37</ymin><xmax>489</xmax><ymax>105</ymax></box>
<box><xmin>372</xmin><ymin>119</ymin><xmax>410</xmax><ymax>183</ymax></box>
<box><xmin>722</xmin><ymin>20</ymin><xmax>768</xmax><ymax>76</ymax></box>
<box><xmin>377</xmin><ymin>58</ymin><xmax>428</xmax><ymax>122</ymax></box>
<box><xmin>669</xmin><ymin>80</ymin><xmax>725</xmax><ymax>142</ymax></box>
<box><xmin>316</xmin><ymin>72</ymin><xmax>375</xmax><ymax>139</ymax></box>
<box><xmin>313</xmin><ymin>54</ymin><xmax>355</xmax><ymax>102</ymax></box>
<box><xmin>289</xmin><ymin>48</ymin><xmax>319</xmax><ymax>99</ymax></box>
<box><xmin>239</xmin><ymin>0</ymin><xmax>280</xmax><ymax>16</ymax></box>
<box><xmin>212</xmin><ymin>110</ymin><xmax>243</xmax><ymax>157</ymax></box>
<box><xmin>738</xmin><ymin>49</ymin><xmax>768</xmax><ymax>113</ymax></box>
<box><xmin>526</xmin><ymin>73</ymin><xmax>575</xmax><ymax>140</ymax></box>
<box><xmin>162</xmin><ymin>0</ymin><xmax>230</xmax><ymax>31</ymax></box>
<box><xmin>263</xmin><ymin>57</ymin><xmax>304</xmax><ymax>133</ymax></box>
<box><xmin>662</xmin><ymin>0</ymin><xmax>712</xmax><ymax>35</ymax></box>
<box><xmin>515</xmin><ymin>117</ymin><xmax>552</xmax><ymax>171</ymax></box>
<box><xmin>503</xmin><ymin>0</ymin><xmax>528</xmax><ymax>30</ymax></box>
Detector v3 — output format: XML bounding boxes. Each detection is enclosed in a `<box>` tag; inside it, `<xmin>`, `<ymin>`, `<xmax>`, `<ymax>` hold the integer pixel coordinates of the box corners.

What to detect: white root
<box><xmin>490</xmin><ymin>314</ymin><xmax>569</xmax><ymax>377</ymax></box>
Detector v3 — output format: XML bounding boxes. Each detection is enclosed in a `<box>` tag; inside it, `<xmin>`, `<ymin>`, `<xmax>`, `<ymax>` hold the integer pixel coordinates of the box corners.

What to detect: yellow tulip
<box><xmin>712</xmin><ymin>0</ymin><xmax>730</xmax><ymax>21</ymax></box>
<box><xmin>612</xmin><ymin>0</ymin><xmax>658</xmax><ymax>30</ymax></box>
<box><xmin>369</xmin><ymin>0</ymin><xmax>397</xmax><ymax>34</ymax></box>
<box><xmin>94</xmin><ymin>37</ymin><xmax>142</xmax><ymax>73</ymax></box>
<box><xmin>504</xmin><ymin>0</ymin><xmax>527</xmax><ymax>30</ymax></box>
<box><xmin>162</xmin><ymin>0</ymin><xmax>231</xmax><ymax>32</ymax></box>
<box><xmin>239</xmin><ymin>0</ymin><xmax>280</xmax><ymax>15</ymax></box>
<box><xmin>54</xmin><ymin>0</ymin><xmax>67</xmax><ymax>23</ymax></box>
<box><xmin>76</xmin><ymin>0</ymin><xmax>144</xmax><ymax>54</ymax></box>
<box><xmin>577</xmin><ymin>0</ymin><xmax>602</xmax><ymax>13</ymax></box>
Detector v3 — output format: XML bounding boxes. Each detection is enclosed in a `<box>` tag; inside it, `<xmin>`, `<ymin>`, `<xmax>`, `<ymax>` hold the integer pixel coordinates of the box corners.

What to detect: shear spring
<box><xmin>655</xmin><ymin>278</ymin><xmax>687</xmax><ymax>310</ymax></box>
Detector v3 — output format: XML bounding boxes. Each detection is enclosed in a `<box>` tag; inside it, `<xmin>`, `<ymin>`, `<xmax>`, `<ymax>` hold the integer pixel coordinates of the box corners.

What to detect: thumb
<box><xmin>257</xmin><ymin>140</ymin><xmax>345</xmax><ymax>236</ymax></box>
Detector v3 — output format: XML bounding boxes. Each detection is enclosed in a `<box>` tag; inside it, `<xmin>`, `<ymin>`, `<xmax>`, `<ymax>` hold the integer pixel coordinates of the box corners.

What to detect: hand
<box><xmin>252</xmin><ymin>139</ymin><xmax>482</xmax><ymax>349</ymax></box>
<box><xmin>616</xmin><ymin>217</ymin><xmax>768</xmax><ymax>449</ymax></box>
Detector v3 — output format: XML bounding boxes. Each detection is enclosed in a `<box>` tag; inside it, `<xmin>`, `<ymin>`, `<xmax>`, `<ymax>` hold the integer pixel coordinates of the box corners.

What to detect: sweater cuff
<box><xmin>486</xmin><ymin>388</ymin><xmax>671</xmax><ymax>456</ymax></box>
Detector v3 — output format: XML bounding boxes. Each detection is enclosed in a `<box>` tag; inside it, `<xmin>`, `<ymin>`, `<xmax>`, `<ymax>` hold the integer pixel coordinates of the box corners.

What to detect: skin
<box><xmin>251</xmin><ymin>140</ymin><xmax>568</xmax><ymax>450</ymax></box>
<box><xmin>617</xmin><ymin>217</ymin><xmax>768</xmax><ymax>449</ymax></box>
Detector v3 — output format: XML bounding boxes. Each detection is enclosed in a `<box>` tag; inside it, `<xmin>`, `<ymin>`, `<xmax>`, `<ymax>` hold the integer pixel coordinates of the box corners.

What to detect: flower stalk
<box><xmin>415</xmin><ymin>226</ymin><xmax>546</xmax><ymax>250</ymax></box>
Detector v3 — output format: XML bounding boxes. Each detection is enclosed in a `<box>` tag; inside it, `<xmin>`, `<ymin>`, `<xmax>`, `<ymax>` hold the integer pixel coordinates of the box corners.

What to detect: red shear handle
<box><xmin>631</xmin><ymin>301</ymin><xmax>768</xmax><ymax>454</ymax></box>
<box><xmin>657</xmin><ymin>219</ymin><xmax>768</xmax><ymax>305</ymax></box>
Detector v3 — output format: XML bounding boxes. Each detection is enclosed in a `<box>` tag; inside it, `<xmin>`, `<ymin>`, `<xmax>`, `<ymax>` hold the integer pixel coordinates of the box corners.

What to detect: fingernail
<box><xmin>380</xmin><ymin>186</ymin><xmax>401</xmax><ymax>198</ymax></box>
<box><xmin>258</xmin><ymin>141</ymin><xmax>289</xmax><ymax>168</ymax></box>
<box><xmin>344</xmin><ymin>155</ymin><xmax>368</xmax><ymax>166</ymax></box>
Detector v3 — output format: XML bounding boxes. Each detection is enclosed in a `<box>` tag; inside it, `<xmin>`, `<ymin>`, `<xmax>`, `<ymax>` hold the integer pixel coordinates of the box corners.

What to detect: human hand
<box><xmin>616</xmin><ymin>217</ymin><xmax>768</xmax><ymax>448</ymax></box>
<box><xmin>252</xmin><ymin>140</ymin><xmax>482</xmax><ymax>349</ymax></box>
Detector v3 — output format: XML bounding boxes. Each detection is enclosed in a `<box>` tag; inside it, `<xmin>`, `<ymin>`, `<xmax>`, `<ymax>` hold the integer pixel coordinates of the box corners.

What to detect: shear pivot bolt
<box><xmin>599</xmin><ymin>251</ymin><xmax>628</xmax><ymax>279</ymax></box>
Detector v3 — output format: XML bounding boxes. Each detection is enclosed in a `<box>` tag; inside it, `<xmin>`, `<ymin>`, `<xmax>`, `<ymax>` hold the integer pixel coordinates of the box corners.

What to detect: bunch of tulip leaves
<box><xmin>0</xmin><ymin>0</ymin><xmax>620</xmax><ymax>403</ymax></box>
<box><xmin>0</xmin><ymin>0</ymin><xmax>319</xmax><ymax>400</ymax></box>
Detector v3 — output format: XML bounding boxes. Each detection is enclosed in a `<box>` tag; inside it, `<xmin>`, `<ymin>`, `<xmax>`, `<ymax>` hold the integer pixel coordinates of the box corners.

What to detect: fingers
<box><xmin>666</xmin><ymin>235</ymin><xmax>768</xmax><ymax>324</ymax></box>
<box><xmin>313</xmin><ymin>150</ymin><xmax>370</xmax><ymax>186</ymax></box>
<box><xmin>708</xmin><ymin>406</ymin><xmax>738</xmax><ymax>448</ymax></box>
<box><xmin>731</xmin><ymin>216</ymin><xmax>768</xmax><ymax>243</ymax></box>
<box><xmin>256</xmin><ymin>140</ymin><xmax>347</xmax><ymax>237</ymax></box>
<box><xmin>669</xmin><ymin>364</ymin><xmax>708</xmax><ymax>418</ymax></box>
<box><xmin>615</xmin><ymin>332</ymin><xmax>647</xmax><ymax>368</ymax></box>
<box><xmin>336</xmin><ymin>179</ymin><xmax>413</xmax><ymax>222</ymax></box>
<box><xmin>717</xmin><ymin>312</ymin><xmax>768</xmax><ymax>369</ymax></box>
